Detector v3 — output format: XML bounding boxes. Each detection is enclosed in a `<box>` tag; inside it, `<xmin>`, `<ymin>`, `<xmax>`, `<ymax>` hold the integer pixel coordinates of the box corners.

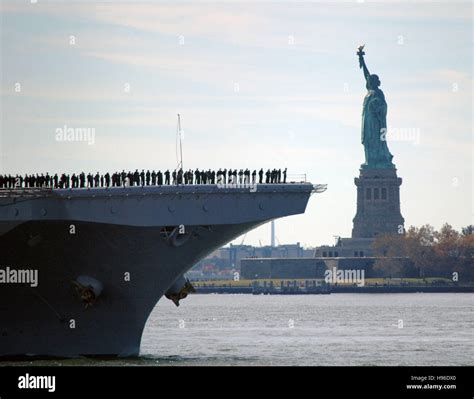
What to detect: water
<box><xmin>140</xmin><ymin>293</ymin><xmax>474</xmax><ymax>366</ymax></box>
<box><xmin>2</xmin><ymin>294</ymin><xmax>473</xmax><ymax>366</ymax></box>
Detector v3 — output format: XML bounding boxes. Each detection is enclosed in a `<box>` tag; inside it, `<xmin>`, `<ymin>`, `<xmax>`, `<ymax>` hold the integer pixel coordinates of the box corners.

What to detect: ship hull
<box><xmin>0</xmin><ymin>184</ymin><xmax>315</xmax><ymax>356</ymax></box>
<box><xmin>0</xmin><ymin>220</ymin><xmax>263</xmax><ymax>356</ymax></box>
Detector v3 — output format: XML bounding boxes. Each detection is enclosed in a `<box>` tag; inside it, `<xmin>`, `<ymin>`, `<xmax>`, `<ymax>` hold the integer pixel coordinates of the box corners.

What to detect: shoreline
<box><xmin>194</xmin><ymin>285</ymin><xmax>474</xmax><ymax>295</ymax></box>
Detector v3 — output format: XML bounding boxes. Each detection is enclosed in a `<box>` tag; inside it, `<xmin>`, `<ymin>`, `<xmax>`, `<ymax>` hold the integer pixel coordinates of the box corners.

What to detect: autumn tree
<box><xmin>373</xmin><ymin>233</ymin><xmax>410</xmax><ymax>278</ymax></box>
<box><xmin>372</xmin><ymin>224</ymin><xmax>473</xmax><ymax>281</ymax></box>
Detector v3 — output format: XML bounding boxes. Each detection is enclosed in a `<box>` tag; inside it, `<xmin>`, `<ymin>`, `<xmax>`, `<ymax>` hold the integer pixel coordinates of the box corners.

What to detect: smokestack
<box><xmin>271</xmin><ymin>220</ymin><xmax>275</xmax><ymax>247</ymax></box>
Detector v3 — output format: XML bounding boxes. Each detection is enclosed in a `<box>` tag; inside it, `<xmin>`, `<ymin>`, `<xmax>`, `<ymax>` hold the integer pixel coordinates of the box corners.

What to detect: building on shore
<box><xmin>189</xmin><ymin>242</ymin><xmax>315</xmax><ymax>280</ymax></box>
<box><xmin>240</xmin><ymin>258</ymin><xmax>327</xmax><ymax>279</ymax></box>
<box><xmin>314</xmin><ymin>237</ymin><xmax>375</xmax><ymax>258</ymax></box>
<box><xmin>240</xmin><ymin>257</ymin><xmax>415</xmax><ymax>280</ymax></box>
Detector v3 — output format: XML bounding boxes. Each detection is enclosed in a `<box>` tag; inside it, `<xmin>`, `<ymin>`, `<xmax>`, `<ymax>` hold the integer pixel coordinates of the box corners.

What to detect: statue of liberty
<box><xmin>357</xmin><ymin>45</ymin><xmax>394</xmax><ymax>169</ymax></box>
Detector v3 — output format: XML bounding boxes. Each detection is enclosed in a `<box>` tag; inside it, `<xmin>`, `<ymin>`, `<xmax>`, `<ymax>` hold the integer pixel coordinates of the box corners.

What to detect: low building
<box><xmin>193</xmin><ymin>242</ymin><xmax>313</xmax><ymax>271</ymax></box>
<box><xmin>241</xmin><ymin>256</ymin><xmax>415</xmax><ymax>280</ymax></box>
<box><xmin>315</xmin><ymin>237</ymin><xmax>375</xmax><ymax>258</ymax></box>
<box><xmin>240</xmin><ymin>258</ymin><xmax>327</xmax><ymax>279</ymax></box>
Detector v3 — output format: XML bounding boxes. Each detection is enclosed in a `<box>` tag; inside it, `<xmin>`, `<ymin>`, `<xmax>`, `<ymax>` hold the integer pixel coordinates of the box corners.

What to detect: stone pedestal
<box><xmin>352</xmin><ymin>168</ymin><xmax>404</xmax><ymax>238</ymax></box>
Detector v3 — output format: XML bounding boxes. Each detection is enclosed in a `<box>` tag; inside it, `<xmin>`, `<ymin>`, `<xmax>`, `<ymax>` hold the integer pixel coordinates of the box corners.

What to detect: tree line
<box><xmin>373</xmin><ymin>224</ymin><xmax>474</xmax><ymax>282</ymax></box>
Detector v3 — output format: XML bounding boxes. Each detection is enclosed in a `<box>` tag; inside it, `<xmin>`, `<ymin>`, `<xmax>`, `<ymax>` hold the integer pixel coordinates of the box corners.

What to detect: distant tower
<box><xmin>271</xmin><ymin>220</ymin><xmax>275</xmax><ymax>247</ymax></box>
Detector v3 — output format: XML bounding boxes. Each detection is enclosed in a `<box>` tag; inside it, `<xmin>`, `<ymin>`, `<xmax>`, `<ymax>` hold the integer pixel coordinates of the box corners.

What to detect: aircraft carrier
<box><xmin>0</xmin><ymin>182</ymin><xmax>326</xmax><ymax>357</ymax></box>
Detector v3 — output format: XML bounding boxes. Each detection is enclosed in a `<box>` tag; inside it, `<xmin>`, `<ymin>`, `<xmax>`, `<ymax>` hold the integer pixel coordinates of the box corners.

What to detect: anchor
<box><xmin>165</xmin><ymin>277</ymin><xmax>196</xmax><ymax>307</ymax></box>
<box><xmin>72</xmin><ymin>276</ymin><xmax>104</xmax><ymax>308</ymax></box>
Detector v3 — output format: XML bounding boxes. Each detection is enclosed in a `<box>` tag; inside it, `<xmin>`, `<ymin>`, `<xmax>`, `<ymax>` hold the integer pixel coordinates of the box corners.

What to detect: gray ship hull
<box><xmin>0</xmin><ymin>183</ymin><xmax>317</xmax><ymax>357</ymax></box>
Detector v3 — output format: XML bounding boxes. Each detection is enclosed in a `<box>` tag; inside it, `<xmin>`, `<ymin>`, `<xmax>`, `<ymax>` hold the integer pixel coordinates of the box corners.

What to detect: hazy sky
<box><xmin>0</xmin><ymin>1</ymin><xmax>472</xmax><ymax>247</ymax></box>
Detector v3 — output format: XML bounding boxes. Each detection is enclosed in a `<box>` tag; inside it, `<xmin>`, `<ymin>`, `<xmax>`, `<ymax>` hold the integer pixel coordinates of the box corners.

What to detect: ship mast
<box><xmin>177</xmin><ymin>114</ymin><xmax>184</xmax><ymax>171</ymax></box>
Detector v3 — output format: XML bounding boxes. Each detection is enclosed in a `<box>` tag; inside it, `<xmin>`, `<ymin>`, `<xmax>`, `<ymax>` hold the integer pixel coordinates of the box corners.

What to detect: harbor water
<box><xmin>3</xmin><ymin>293</ymin><xmax>472</xmax><ymax>366</ymax></box>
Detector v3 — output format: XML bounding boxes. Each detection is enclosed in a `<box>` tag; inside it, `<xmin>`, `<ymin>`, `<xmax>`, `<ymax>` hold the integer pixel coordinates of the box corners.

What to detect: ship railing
<box><xmin>0</xmin><ymin>187</ymin><xmax>54</xmax><ymax>197</ymax></box>
<box><xmin>287</xmin><ymin>173</ymin><xmax>307</xmax><ymax>183</ymax></box>
<box><xmin>0</xmin><ymin>174</ymin><xmax>312</xmax><ymax>196</ymax></box>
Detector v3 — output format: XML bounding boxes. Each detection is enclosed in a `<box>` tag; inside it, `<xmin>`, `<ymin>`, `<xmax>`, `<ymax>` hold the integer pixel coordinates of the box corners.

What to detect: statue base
<box><xmin>352</xmin><ymin>167</ymin><xmax>405</xmax><ymax>238</ymax></box>
<box><xmin>360</xmin><ymin>162</ymin><xmax>395</xmax><ymax>170</ymax></box>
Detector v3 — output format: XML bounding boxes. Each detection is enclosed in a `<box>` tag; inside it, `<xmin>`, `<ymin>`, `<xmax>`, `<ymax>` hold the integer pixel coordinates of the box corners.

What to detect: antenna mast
<box><xmin>177</xmin><ymin>114</ymin><xmax>184</xmax><ymax>170</ymax></box>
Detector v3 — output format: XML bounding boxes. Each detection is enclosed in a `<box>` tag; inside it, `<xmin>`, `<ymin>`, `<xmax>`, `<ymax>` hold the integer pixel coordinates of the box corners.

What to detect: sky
<box><xmin>0</xmin><ymin>0</ymin><xmax>472</xmax><ymax>248</ymax></box>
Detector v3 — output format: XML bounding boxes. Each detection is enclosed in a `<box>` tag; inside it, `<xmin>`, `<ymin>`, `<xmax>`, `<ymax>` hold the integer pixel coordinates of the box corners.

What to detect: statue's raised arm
<box><xmin>357</xmin><ymin>45</ymin><xmax>371</xmax><ymax>84</ymax></box>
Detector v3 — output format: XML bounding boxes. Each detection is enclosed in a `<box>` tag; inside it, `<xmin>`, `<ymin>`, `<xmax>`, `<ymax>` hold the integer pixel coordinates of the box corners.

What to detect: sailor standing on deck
<box><xmin>146</xmin><ymin>170</ymin><xmax>151</xmax><ymax>186</ymax></box>
<box><xmin>133</xmin><ymin>170</ymin><xmax>139</xmax><ymax>186</ymax></box>
<box><xmin>237</xmin><ymin>169</ymin><xmax>243</xmax><ymax>184</ymax></box>
<box><xmin>171</xmin><ymin>170</ymin><xmax>176</xmax><ymax>185</ymax></box>
<box><xmin>158</xmin><ymin>170</ymin><xmax>163</xmax><ymax>185</ymax></box>
<box><xmin>195</xmin><ymin>169</ymin><xmax>200</xmax><ymax>184</ymax></box>
<box><xmin>265</xmin><ymin>169</ymin><xmax>270</xmax><ymax>184</ymax></box>
<box><xmin>244</xmin><ymin>169</ymin><xmax>250</xmax><ymax>184</ymax></box>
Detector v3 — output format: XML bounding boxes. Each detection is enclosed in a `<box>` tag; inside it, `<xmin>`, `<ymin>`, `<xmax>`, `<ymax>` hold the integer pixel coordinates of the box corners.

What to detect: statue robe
<box><xmin>361</xmin><ymin>88</ymin><xmax>394</xmax><ymax>169</ymax></box>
